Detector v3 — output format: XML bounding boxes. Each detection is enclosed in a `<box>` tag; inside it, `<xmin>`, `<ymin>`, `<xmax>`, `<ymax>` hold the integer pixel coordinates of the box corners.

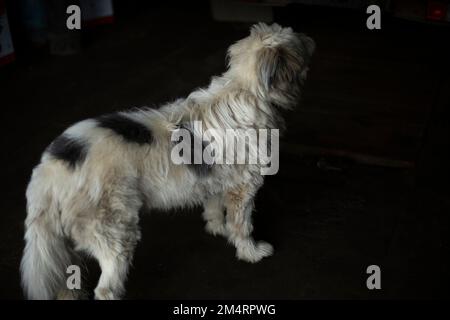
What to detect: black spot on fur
<box><xmin>96</xmin><ymin>113</ymin><xmax>153</xmax><ymax>145</ymax></box>
<box><xmin>47</xmin><ymin>135</ymin><xmax>88</xmax><ymax>169</ymax></box>
<box><xmin>177</xmin><ymin>124</ymin><xmax>213</xmax><ymax>177</ymax></box>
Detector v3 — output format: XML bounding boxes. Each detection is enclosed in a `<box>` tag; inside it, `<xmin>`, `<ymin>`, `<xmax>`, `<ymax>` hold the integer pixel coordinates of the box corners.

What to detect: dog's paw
<box><xmin>57</xmin><ymin>289</ymin><xmax>87</xmax><ymax>300</ymax></box>
<box><xmin>205</xmin><ymin>220</ymin><xmax>228</xmax><ymax>237</ymax></box>
<box><xmin>236</xmin><ymin>241</ymin><xmax>274</xmax><ymax>263</ymax></box>
<box><xmin>94</xmin><ymin>287</ymin><xmax>117</xmax><ymax>300</ymax></box>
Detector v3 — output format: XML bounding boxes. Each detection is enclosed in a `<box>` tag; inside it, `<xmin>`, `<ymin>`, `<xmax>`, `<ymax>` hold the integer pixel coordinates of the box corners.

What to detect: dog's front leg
<box><xmin>224</xmin><ymin>185</ymin><xmax>273</xmax><ymax>263</ymax></box>
<box><xmin>202</xmin><ymin>194</ymin><xmax>227</xmax><ymax>237</ymax></box>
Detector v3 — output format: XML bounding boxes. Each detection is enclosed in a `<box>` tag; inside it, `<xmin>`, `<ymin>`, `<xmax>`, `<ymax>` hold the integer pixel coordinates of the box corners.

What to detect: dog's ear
<box><xmin>257</xmin><ymin>46</ymin><xmax>302</xmax><ymax>92</ymax></box>
<box><xmin>299</xmin><ymin>33</ymin><xmax>315</xmax><ymax>63</ymax></box>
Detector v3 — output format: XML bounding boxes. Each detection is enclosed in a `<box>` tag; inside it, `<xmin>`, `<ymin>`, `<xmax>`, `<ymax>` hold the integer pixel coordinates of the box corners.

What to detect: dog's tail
<box><xmin>20</xmin><ymin>166</ymin><xmax>76</xmax><ymax>300</ymax></box>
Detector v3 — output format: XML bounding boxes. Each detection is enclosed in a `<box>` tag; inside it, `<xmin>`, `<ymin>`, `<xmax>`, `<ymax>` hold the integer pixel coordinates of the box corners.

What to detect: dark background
<box><xmin>1</xmin><ymin>0</ymin><xmax>449</xmax><ymax>299</ymax></box>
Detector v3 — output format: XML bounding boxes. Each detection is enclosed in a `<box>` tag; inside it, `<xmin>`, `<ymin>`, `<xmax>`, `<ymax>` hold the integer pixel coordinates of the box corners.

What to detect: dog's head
<box><xmin>227</xmin><ymin>23</ymin><xmax>315</xmax><ymax>109</ymax></box>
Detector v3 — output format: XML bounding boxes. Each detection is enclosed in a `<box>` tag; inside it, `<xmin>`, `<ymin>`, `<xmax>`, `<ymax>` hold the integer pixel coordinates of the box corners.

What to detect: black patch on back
<box><xmin>176</xmin><ymin>123</ymin><xmax>213</xmax><ymax>177</ymax></box>
<box><xmin>47</xmin><ymin>135</ymin><xmax>88</xmax><ymax>169</ymax></box>
<box><xmin>96</xmin><ymin>113</ymin><xmax>153</xmax><ymax>145</ymax></box>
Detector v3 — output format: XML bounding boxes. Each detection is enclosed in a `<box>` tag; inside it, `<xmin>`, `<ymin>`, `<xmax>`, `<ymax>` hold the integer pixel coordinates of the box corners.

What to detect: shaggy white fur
<box><xmin>20</xmin><ymin>23</ymin><xmax>314</xmax><ymax>300</ymax></box>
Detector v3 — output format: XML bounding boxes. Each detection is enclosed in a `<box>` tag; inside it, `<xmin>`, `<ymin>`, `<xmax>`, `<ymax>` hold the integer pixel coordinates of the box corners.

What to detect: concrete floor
<box><xmin>1</xmin><ymin>4</ymin><xmax>449</xmax><ymax>299</ymax></box>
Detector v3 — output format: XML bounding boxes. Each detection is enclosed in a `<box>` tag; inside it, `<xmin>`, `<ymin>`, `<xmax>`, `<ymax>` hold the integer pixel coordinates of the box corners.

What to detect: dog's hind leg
<box><xmin>224</xmin><ymin>184</ymin><xmax>273</xmax><ymax>263</ymax></box>
<box><xmin>202</xmin><ymin>194</ymin><xmax>227</xmax><ymax>237</ymax></box>
<box><xmin>92</xmin><ymin>240</ymin><xmax>136</xmax><ymax>300</ymax></box>
<box><xmin>72</xmin><ymin>191</ymin><xmax>141</xmax><ymax>299</ymax></box>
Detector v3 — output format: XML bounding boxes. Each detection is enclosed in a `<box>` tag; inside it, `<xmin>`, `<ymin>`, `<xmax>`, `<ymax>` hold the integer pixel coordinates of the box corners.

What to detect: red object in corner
<box><xmin>427</xmin><ymin>0</ymin><xmax>448</xmax><ymax>21</ymax></box>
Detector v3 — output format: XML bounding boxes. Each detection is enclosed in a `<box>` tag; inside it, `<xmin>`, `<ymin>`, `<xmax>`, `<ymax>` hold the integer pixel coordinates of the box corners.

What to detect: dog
<box><xmin>20</xmin><ymin>23</ymin><xmax>314</xmax><ymax>299</ymax></box>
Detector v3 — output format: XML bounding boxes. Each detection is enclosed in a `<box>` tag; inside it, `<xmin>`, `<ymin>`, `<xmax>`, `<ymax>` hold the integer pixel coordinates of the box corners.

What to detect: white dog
<box><xmin>20</xmin><ymin>23</ymin><xmax>314</xmax><ymax>299</ymax></box>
